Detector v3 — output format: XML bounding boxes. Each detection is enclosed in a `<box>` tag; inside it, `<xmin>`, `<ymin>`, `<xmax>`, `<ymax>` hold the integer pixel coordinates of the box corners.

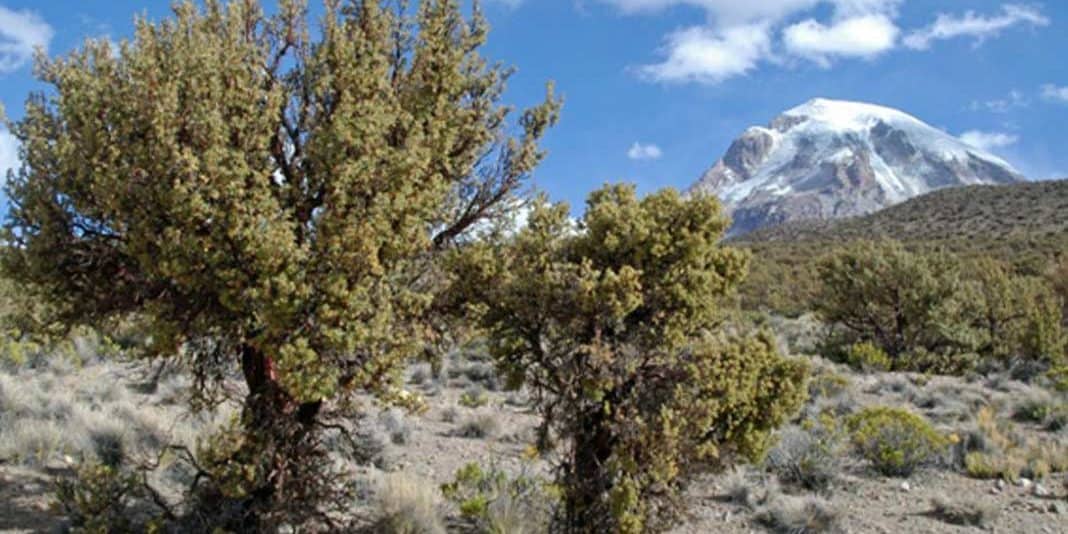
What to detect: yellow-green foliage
<box><xmin>815</xmin><ymin>241</ymin><xmax>1065</xmax><ymax>374</ymax></box>
<box><xmin>54</xmin><ymin>462</ymin><xmax>160</xmax><ymax>534</ymax></box>
<box><xmin>440</xmin><ymin>462</ymin><xmax>555</xmax><ymax>534</ymax></box>
<box><xmin>457</xmin><ymin>185</ymin><xmax>808</xmax><ymax>532</ymax></box>
<box><xmin>962</xmin><ymin>406</ymin><xmax>1068</xmax><ymax>482</ymax></box>
<box><xmin>847</xmin><ymin>407</ymin><xmax>947</xmax><ymax>477</ymax></box>
<box><xmin>5</xmin><ymin>0</ymin><xmax>559</xmax><ymax>527</ymax></box>
<box><xmin>845</xmin><ymin>342</ymin><xmax>891</xmax><ymax>372</ymax></box>
<box><xmin>959</xmin><ymin>258</ymin><xmax>1066</xmax><ymax>366</ymax></box>
<box><xmin>815</xmin><ymin>240</ymin><xmax>966</xmax><ymax>367</ymax></box>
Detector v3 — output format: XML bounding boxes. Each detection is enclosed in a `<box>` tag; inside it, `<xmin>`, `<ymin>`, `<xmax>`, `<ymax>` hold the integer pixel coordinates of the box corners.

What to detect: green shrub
<box><xmin>847</xmin><ymin>407</ymin><xmax>947</xmax><ymax>477</ymax></box>
<box><xmin>844</xmin><ymin>342</ymin><xmax>891</xmax><ymax>372</ymax></box>
<box><xmin>441</xmin><ymin>462</ymin><xmax>555</xmax><ymax>534</ymax></box>
<box><xmin>458</xmin><ymin>186</ymin><xmax>808</xmax><ymax>533</ymax></box>
<box><xmin>55</xmin><ymin>462</ymin><xmax>161</xmax><ymax>533</ymax></box>
<box><xmin>459</xmin><ymin>385</ymin><xmax>490</xmax><ymax>408</ymax></box>
<box><xmin>814</xmin><ymin>241</ymin><xmax>968</xmax><ymax>369</ymax></box>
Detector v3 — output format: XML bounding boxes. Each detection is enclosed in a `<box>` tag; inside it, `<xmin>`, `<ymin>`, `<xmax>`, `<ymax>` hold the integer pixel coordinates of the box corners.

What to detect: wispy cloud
<box><xmin>959</xmin><ymin>130</ymin><xmax>1018</xmax><ymax>152</ymax></box>
<box><xmin>971</xmin><ymin>89</ymin><xmax>1028</xmax><ymax>113</ymax></box>
<box><xmin>0</xmin><ymin>5</ymin><xmax>53</xmax><ymax>74</ymax></box>
<box><xmin>904</xmin><ymin>4</ymin><xmax>1049</xmax><ymax>50</ymax></box>
<box><xmin>627</xmin><ymin>142</ymin><xmax>663</xmax><ymax>160</ymax></box>
<box><xmin>1041</xmin><ymin>84</ymin><xmax>1068</xmax><ymax>104</ymax></box>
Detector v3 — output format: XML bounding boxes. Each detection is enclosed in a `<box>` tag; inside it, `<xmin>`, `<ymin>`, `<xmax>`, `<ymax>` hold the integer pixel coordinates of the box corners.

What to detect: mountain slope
<box><xmin>735</xmin><ymin>179</ymin><xmax>1068</xmax><ymax>244</ymax></box>
<box><xmin>690</xmin><ymin>98</ymin><xmax>1026</xmax><ymax>235</ymax></box>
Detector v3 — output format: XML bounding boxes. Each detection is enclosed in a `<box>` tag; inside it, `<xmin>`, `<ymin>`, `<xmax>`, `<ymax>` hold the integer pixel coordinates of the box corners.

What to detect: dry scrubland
<box><xmin>2</xmin><ymin>317</ymin><xmax>1066</xmax><ymax>533</ymax></box>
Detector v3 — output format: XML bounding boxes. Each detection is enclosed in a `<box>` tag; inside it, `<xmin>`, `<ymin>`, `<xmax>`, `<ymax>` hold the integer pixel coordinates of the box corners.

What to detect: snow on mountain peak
<box><xmin>690</xmin><ymin>98</ymin><xmax>1026</xmax><ymax>236</ymax></box>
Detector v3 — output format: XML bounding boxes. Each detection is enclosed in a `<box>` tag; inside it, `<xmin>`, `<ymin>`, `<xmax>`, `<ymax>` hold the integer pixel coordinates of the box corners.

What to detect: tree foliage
<box><xmin>3</xmin><ymin>0</ymin><xmax>558</xmax><ymax>528</ymax></box>
<box><xmin>455</xmin><ymin>185</ymin><xmax>807</xmax><ymax>532</ymax></box>
<box><xmin>815</xmin><ymin>241</ymin><xmax>1065</xmax><ymax>374</ymax></box>
<box><xmin>814</xmin><ymin>240</ymin><xmax>966</xmax><ymax>368</ymax></box>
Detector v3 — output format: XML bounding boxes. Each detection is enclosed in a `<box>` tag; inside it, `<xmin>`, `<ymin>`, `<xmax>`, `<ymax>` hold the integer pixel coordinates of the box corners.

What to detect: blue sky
<box><xmin>0</xmin><ymin>1</ymin><xmax>1066</xmax><ymax>211</ymax></box>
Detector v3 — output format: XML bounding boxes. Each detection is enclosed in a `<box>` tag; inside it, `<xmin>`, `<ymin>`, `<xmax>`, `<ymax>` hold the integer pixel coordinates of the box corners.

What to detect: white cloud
<box><xmin>638</xmin><ymin>23</ymin><xmax>771</xmax><ymax>84</ymax></box>
<box><xmin>0</xmin><ymin>6</ymin><xmax>52</xmax><ymax>74</ymax></box>
<box><xmin>627</xmin><ymin>142</ymin><xmax>663</xmax><ymax>160</ymax></box>
<box><xmin>1041</xmin><ymin>84</ymin><xmax>1068</xmax><ymax>103</ymax></box>
<box><xmin>783</xmin><ymin>14</ymin><xmax>898</xmax><ymax>66</ymax></box>
<box><xmin>959</xmin><ymin>130</ymin><xmax>1018</xmax><ymax>152</ymax></box>
<box><xmin>601</xmin><ymin>0</ymin><xmax>906</xmax><ymax>84</ymax></box>
<box><xmin>602</xmin><ymin>0</ymin><xmax>821</xmax><ymax>24</ymax></box>
<box><xmin>971</xmin><ymin>89</ymin><xmax>1028</xmax><ymax>113</ymax></box>
<box><xmin>904</xmin><ymin>4</ymin><xmax>1049</xmax><ymax>50</ymax></box>
<box><xmin>0</xmin><ymin>128</ymin><xmax>20</xmax><ymax>180</ymax></box>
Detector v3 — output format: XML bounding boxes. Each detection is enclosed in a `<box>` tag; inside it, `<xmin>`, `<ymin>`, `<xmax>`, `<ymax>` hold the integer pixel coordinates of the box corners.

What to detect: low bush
<box><xmin>929</xmin><ymin>497</ymin><xmax>998</xmax><ymax>527</ymax></box>
<box><xmin>374</xmin><ymin>473</ymin><xmax>446</xmax><ymax>534</ymax></box>
<box><xmin>765</xmin><ymin>419</ymin><xmax>844</xmax><ymax>492</ymax></box>
<box><xmin>844</xmin><ymin>342</ymin><xmax>891</xmax><ymax>372</ymax></box>
<box><xmin>756</xmin><ymin>493</ymin><xmax>842</xmax><ymax>534</ymax></box>
<box><xmin>847</xmin><ymin>407</ymin><xmax>947</xmax><ymax>477</ymax></box>
<box><xmin>459</xmin><ymin>385</ymin><xmax>489</xmax><ymax>408</ymax></box>
<box><xmin>457</xmin><ymin>415</ymin><xmax>500</xmax><ymax>439</ymax></box>
<box><xmin>440</xmin><ymin>462</ymin><xmax>555</xmax><ymax>534</ymax></box>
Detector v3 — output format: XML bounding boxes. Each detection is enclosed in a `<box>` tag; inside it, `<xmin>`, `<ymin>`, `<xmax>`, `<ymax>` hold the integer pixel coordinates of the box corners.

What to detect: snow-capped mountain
<box><xmin>689</xmin><ymin>98</ymin><xmax>1026</xmax><ymax>236</ymax></box>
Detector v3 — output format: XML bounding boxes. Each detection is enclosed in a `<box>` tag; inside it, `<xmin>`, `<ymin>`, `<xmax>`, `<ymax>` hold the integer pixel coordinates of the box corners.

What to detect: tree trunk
<box><xmin>565</xmin><ymin>411</ymin><xmax>615</xmax><ymax>533</ymax></box>
<box><xmin>237</xmin><ymin>343</ymin><xmax>323</xmax><ymax>529</ymax></box>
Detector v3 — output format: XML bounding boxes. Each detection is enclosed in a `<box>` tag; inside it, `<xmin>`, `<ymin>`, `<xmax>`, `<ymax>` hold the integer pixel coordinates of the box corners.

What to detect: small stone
<box><xmin>1050</xmin><ymin>502</ymin><xmax>1066</xmax><ymax>515</ymax></box>
<box><xmin>996</xmin><ymin>479</ymin><xmax>1007</xmax><ymax>491</ymax></box>
<box><xmin>1018</xmin><ymin>477</ymin><xmax>1033</xmax><ymax>489</ymax></box>
<box><xmin>899</xmin><ymin>481</ymin><xmax>911</xmax><ymax>493</ymax></box>
<box><xmin>1033</xmin><ymin>483</ymin><xmax>1051</xmax><ymax>498</ymax></box>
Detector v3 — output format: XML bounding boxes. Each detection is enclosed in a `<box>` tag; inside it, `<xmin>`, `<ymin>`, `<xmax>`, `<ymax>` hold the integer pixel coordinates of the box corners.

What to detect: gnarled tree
<box><xmin>453</xmin><ymin>185</ymin><xmax>808</xmax><ymax>533</ymax></box>
<box><xmin>3</xmin><ymin>0</ymin><xmax>558</xmax><ymax>528</ymax></box>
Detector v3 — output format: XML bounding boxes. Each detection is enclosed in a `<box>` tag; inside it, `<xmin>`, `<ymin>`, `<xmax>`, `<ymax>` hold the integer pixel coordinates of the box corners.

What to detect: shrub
<box><xmin>757</xmin><ymin>493</ymin><xmax>842</xmax><ymax>534</ymax></box>
<box><xmin>765</xmin><ymin>419</ymin><xmax>844</xmax><ymax>492</ymax></box>
<box><xmin>844</xmin><ymin>342</ymin><xmax>891</xmax><ymax>372</ymax></box>
<box><xmin>929</xmin><ymin>497</ymin><xmax>998</xmax><ymax>527</ymax></box>
<box><xmin>959</xmin><ymin>258</ymin><xmax>1066</xmax><ymax>367</ymax></box>
<box><xmin>55</xmin><ymin>462</ymin><xmax>161</xmax><ymax>533</ymax></box>
<box><xmin>374</xmin><ymin>473</ymin><xmax>446</xmax><ymax>534</ymax></box>
<box><xmin>847</xmin><ymin>407</ymin><xmax>947</xmax><ymax>477</ymax></box>
<box><xmin>814</xmin><ymin>241</ymin><xmax>967</xmax><ymax>369</ymax></box>
<box><xmin>459</xmin><ymin>385</ymin><xmax>490</xmax><ymax>408</ymax></box>
<box><xmin>440</xmin><ymin>462</ymin><xmax>555</xmax><ymax>534</ymax></box>
<box><xmin>457</xmin><ymin>415</ymin><xmax>500</xmax><ymax>439</ymax></box>
<box><xmin>458</xmin><ymin>186</ymin><xmax>808</xmax><ymax>532</ymax></box>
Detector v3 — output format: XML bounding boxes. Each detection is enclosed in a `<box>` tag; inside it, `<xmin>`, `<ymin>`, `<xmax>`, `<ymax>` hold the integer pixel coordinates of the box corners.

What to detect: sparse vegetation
<box><xmin>374</xmin><ymin>473</ymin><xmax>447</xmax><ymax>534</ymax></box>
<box><xmin>756</xmin><ymin>492</ymin><xmax>842</xmax><ymax>534</ymax></box>
<box><xmin>440</xmin><ymin>462</ymin><xmax>555</xmax><ymax>534</ymax></box>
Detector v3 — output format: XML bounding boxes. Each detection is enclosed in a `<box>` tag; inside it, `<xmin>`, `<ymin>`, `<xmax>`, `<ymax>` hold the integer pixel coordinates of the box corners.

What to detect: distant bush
<box><xmin>814</xmin><ymin>241</ymin><xmax>969</xmax><ymax>372</ymax></box>
<box><xmin>844</xmin><ymin>342</ymin><xmax>891</xmax><ymax>372</ymax></box>
<box><xmin>847</xmin><ymin>407</ymin><xmax>947</xmax><ymax>477</ymax></box>
<box><xmin>816</xmin><ymin>242</ymin><xmax>1066</xmax><ymax>375</ymax></box>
